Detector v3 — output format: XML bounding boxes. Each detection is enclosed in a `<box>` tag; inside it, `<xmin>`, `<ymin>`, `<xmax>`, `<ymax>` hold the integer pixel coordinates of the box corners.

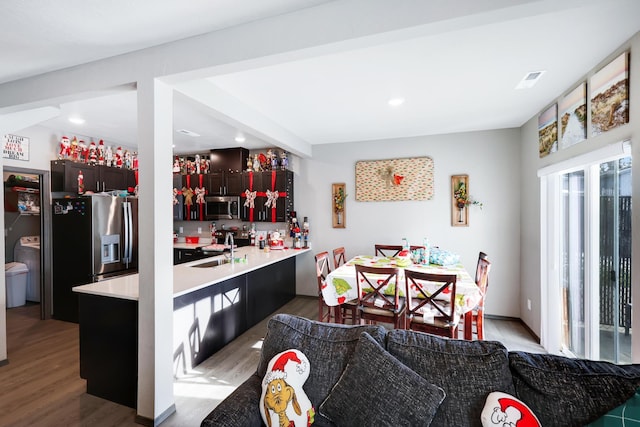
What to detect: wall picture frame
<box><xmin>538</xmin><ymin>103</ymin><xmax>558</xmax><ymax>158</ymax></box>
<box><xmin>590</xmin><ymin>51</ymin><xmax>629</xmax><ymax>136</ymax></box>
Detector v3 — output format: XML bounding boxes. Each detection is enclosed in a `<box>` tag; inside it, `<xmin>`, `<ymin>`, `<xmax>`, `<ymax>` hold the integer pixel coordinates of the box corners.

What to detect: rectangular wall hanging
<box><xmin>355</xmin><ymin>157</ymin><xmax>434</xmax><ymax>202</ymax></box>
<box><xmin>332</xmin><ymin>183</ymin><xmax>347</xmax><ymax>228</ymax></box>
<box><xmin>559</xmin><ymin>82</ymin><xmax>587</xmax><ymax>149</ymax></box>
<box><xmin>591</xmin><ymin>51</ymin><xmax>629</xmax><ymax>137</ymax></box>
<box><xmin>538</xmin><ymin>103</ymin><xmax>558</xmax><ymax>158</ymax></box>
<box><xmin>451</xmin><ymin>175</ymin><xmax>469</xmax><ymax>226</ymax></box>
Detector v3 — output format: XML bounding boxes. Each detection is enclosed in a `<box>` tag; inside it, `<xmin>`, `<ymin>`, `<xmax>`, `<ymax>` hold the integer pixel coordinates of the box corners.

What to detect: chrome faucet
<box><xmin>224</xmin><ymin>232</ymin><xmax>235</xmax><ymax>263</ymax></box>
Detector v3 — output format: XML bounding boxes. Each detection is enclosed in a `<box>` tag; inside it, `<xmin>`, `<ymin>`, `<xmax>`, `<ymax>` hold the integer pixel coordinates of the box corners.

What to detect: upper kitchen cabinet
<box><xmin>206</xmin><ymin>148</ymin><xmax>248</xmax><ymax>196</ymax></box>
<box><xmin>208</xmin><ymin>148</ymin><xmax>249</xmax><ymax>174</ymax></box>
<box><xmin>51</xmin><ymin>160</ymin><xmax>135</xmax><ymax>193</ymax></box>
<box><xmin>206</xmin><ymin>170</ymin><xmax>244</xmax><ymax>196</ymax></box>
<box><xmin>240</xmin><ymin>170</ymin><xmax>293</xmax><ymax>223</ymax></box>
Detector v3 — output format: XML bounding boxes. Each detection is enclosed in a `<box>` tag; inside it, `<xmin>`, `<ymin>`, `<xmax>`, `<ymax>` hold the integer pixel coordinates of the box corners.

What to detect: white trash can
<box><xmin>5</xmin><ymin>262</ymin><xmax>28</xmax><ymax>308</ymax></box>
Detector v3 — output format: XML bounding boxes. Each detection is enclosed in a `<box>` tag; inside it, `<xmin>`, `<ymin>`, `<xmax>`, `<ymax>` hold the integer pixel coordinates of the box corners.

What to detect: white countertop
<box><xmin>72</xmin><ymin>245</ymin><xmax>311</xmax><ymax>301</ymax></box>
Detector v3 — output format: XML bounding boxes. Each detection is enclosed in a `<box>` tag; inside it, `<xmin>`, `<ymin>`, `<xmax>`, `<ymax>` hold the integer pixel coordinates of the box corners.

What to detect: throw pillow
<box><xmin>509</xmin><ymin>351</ymin><xmax>640</xmax><ymax>427</ymax></box>
<box><xmin>258</xmin><ymin>314</ymin><xmax>387</xmax><ymax>425</ymax></box>
<box><xmin>319</xmin><ymin>332</ymin><xmax>445</xmax><ymax>426</ymax></box>
<box><xmin>481</xmin><ymin>391</ymin><xmax>541</xmax><ymax>427</ymax></box>
<box><xmin>586</xmin><ymin>387</ymin><xmax>640</xmax><ymax>426</ymax></box>
<box><xmin>386</xmin><ymin>329</ymin><xmax>515</xmax><ymax>427</ymax></box>
<box><xmin>260</xmin><ymin>349</ymin><xmax>315</xmax><ymax>427</ymax></box>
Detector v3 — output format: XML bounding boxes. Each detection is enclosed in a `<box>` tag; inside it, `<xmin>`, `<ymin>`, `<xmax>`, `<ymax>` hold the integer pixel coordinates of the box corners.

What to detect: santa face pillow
<box><xmin>481</xmin><ymin>391</ymin><xmax>541</xmax><ymax>427</ymax></box>
<box><xmin>260</xmin><ymin>349</ymin><xmax>315</xmax><ymax>427</ymax></box>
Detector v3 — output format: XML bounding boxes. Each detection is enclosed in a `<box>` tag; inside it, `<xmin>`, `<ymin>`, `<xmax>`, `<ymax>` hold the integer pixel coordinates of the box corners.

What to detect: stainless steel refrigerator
<box><xmin>52</xmin><ymin>194</ymin><xmax>138</xmax><ymax>322</ymax></box>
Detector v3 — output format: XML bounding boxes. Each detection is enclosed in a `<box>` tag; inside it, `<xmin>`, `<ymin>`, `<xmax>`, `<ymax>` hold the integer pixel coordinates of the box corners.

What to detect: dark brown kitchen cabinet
<box><xmin>240</xmin><ymin>170</ymin><xmax>293</xmax><ymax>222</ymax></box>
<box><xmin>206</xmin><ymin>171</ymin><xmax>243</xmax><ymax>196</ymax></box>
<box><xmin>51</xmin><ymin>160</ymin><xmax>135</xmax><ymax>193</ymax></box>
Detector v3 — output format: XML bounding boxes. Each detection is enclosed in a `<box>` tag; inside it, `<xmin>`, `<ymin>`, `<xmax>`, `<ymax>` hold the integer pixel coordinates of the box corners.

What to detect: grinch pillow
<box><xmin>481</xmin><ymin>391</ymin><xmax>541</xmax><ymax>427</ymax></box>
<box><xmin>260</xmin><ymin>349</ymin><xmax>315</xmax><ymax>427</ymax></box>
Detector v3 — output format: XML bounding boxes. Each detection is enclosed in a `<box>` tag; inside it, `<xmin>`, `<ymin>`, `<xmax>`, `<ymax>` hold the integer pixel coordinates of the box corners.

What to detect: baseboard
<box><xmin>0</xmin><ymin>358</ymin><xmax>8</xmax><ymax>367</ymax></box>
<box><xmin>485</xmin><ymin>314</ymin><xmax>541</xmax><ymax>343</ymax></box>
<box><xmin>135</xmin><ymin>403</ymin><xmax>176</xmax><ymax>426</ymax></box>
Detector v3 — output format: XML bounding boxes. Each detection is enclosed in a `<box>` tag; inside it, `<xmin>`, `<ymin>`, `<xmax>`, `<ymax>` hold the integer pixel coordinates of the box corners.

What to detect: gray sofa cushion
<box><xmin>258</xmin><ymin>314</ymin><xmax>387</xmax><ymax>425</ymax></box>
<box><xmin>509</xmin><ymin>351</ymin><xmax>640</xmax><ymax>427</ymax></box>
<box><xmin>319</xmin><ymin>332</ymin><xmax>445</xmax><ymax>426</ymax></box>
<box><xmin>387</xmin><ymin>329</ymin><xmax>514</xmax><ymax>427</ymax></box>
<box><xmin>201</xmin><ymin>374</ymin><xmax>264</xmax><ymax>427</ymax></box>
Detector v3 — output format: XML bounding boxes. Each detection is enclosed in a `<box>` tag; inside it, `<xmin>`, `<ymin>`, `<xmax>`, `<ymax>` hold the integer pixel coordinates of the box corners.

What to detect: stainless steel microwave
<box><xmin>205</xmin><ymin>195</ymin><xmax>240</xmax><ymax>220</ymax></box>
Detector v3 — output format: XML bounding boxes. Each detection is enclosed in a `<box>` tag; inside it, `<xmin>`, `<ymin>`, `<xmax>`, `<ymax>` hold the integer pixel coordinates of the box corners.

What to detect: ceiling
<box><xmin>2</xmin><ymin>0</ymin><xmax>640</xmax><ymax>155</ymax></box>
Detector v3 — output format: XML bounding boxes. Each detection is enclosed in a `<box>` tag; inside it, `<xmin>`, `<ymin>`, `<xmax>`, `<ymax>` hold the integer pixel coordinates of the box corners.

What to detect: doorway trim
<box><xmin>3</xmin><ymin>166</ymin><xmax>51</xmax><ymax>320</ymax></box>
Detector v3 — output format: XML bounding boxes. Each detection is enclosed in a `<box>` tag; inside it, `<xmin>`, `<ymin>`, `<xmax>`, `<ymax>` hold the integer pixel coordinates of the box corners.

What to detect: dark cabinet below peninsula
<box><xmin>77</xmin><ymin>256</ymin><xmax>296</xmax><ymax>409</ymax></box>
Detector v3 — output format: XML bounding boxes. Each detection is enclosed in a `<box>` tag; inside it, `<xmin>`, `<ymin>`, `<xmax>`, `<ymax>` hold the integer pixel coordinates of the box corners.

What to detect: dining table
<box><xmin>323</xmin><ymin>255</ymin><xmax>482</xmax><ymax>330</ymax></box>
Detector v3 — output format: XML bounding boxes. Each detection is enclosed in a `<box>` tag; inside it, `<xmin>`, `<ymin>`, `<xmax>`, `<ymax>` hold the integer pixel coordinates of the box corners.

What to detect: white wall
<box><xmin>518</xmin><ymin>32</ymin><xmax>640</xmax><ymax>349</ymax></box>
<box><xmin>295</xmin><ymin>128</ymin><xmax>522</xmax><ymax>318</ymax></box>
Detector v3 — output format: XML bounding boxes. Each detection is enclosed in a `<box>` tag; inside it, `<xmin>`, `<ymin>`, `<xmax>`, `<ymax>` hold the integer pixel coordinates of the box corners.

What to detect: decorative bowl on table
<box><xmin>395</xmin><ymin>249</ymin><xmax>413</xmax><ymax>267</ymax></box>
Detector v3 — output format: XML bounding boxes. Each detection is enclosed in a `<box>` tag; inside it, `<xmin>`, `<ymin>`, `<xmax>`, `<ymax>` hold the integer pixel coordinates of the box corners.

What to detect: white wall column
<box><xmin>136</xmin><ymin>78</ymin><xmax>175</xmax><ymax>424</ymax></box>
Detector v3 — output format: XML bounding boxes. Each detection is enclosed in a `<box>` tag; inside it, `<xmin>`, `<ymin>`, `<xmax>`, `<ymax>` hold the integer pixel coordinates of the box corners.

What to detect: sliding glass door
<box><xmin>558</xmin><ymin>155</ymin><xmax>631</xmax><ymax>362</ymax></box>
<box><xmin>598</xmin><ymin>157</ymin><xmax>632</xmax><ymax>363</ymax></box>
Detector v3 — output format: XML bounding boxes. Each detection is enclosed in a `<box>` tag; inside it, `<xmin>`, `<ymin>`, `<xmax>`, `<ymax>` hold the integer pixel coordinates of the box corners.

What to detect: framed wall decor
<box><xmin>355</xmin><ymin>157</ymin><xmax>434</xmax><ymax>202</ymax></box>
<box><xmin>451</xmin><ymin>175</ymin><xmax>483</xmax><ymax>227</ymax></box>
<box><xmin>332</xmin><ymin>183</ymin><xmax>347</xmax><ymax>228</ymax></box>
<box><xmin>559</xmin><ymin>82</ymin><xmax>587</xmax><ymax>149</ymax></box>
<box><xmin>591</xmin><ymin>51</ymin><xmax>629</xmax><ymax>136</ymax></box>
<box><xmin>538</xmin><ymin>103</ymin><xmax>558</xmax><ymax>158</ymax></box>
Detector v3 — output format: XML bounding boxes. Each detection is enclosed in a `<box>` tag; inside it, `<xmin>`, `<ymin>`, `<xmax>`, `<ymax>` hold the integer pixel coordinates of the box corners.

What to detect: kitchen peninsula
<box><xmin>73</xmin><ymin>244</ymin><xmax>310</xmax><ymax>408</ymax></box>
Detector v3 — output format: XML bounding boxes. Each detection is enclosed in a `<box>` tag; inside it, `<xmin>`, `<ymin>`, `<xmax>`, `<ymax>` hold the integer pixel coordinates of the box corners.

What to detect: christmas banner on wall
<box><xmin>3</xmin><ymin>134</ymin><xmax>30</xmax><ymax>161</ymax></box>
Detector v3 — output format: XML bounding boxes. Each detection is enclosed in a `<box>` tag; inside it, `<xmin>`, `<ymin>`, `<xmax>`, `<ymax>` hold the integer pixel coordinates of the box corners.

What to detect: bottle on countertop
<box><xmin>401</xmin><ymin>237</ymin><xmax>409</xmax><ymax>251</ymax></box>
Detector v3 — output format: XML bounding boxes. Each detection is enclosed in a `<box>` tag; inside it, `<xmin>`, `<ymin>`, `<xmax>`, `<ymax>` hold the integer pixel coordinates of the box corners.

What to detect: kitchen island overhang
<box><xmin>73</xmin><ymin>245</ymin><xmax>310</xmax><ymax>409</ymax></box>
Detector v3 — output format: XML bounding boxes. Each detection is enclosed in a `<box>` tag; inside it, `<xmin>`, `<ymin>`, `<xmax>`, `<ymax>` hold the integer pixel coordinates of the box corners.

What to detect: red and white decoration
<box><xmin>241</xmin><ymin>171</ymin><xmax>287</xmax><ymax>222</ymax></box>
<box><xmin>481</xmin><ymin>391</ymin><xmax>541</xmax><ymax>427</ymax></box>
<box><xmin>260</xmin><ymin>349</ymin><xmax>315</xmax><ymax>427</ymax></box>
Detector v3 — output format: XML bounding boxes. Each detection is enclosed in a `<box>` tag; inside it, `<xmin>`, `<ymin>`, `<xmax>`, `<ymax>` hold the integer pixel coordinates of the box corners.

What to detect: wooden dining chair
<box><xmin>374</xmin><ymin>244</ymin><xmax>426</xmax><ymax>257</ymax></box>
<box><xmin>405</xmin><ymin>270</ymin><xmax>460</xmax><ymax>338</ymax></box>
<box><xmin>332</xmin><ymin>246</ymin><xmax>346</xmax><ymax>270</ymax></box>
<box><xmin>374</xmin><ymin>244</ymin><xmax>403</xmax><ymax>257</ymax></box>
<box><xmin>331</xmin><ymin>247</ymin><xmax>359</xmax><ymax>325</ymax></box>
<box><xmin>355</xmin><ymin>264</ymin><xmax>405</xmax><ymax>329</ymax></box>
<box><xmin>464</xmin><ymin>253</ymin><xmax>491</xmax><ymax>340</ymax></box>
<box><xmin>315</xmin><ymin>251</ymin><xmax>334</xmax><ymax>323</ymax></box>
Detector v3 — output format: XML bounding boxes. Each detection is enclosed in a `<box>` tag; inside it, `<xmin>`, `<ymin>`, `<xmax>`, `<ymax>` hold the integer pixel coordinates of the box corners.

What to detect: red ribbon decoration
<box><xmin>268</xmin><ymin>171</ymin><xmax>287</xmax><ymax>222</ymax></box>
<box><xmin>198</xmin><ymin>174</ymin><xmax>205</xmax><ymax>221</ymax></box>
<box><xmin>240</xmin><ymin>171</ymin><xmax>287</xmax><ymax>222</ymax></box>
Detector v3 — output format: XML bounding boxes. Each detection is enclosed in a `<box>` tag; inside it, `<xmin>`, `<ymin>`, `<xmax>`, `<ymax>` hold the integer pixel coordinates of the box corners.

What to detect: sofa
<box><xmin>201</xmin><ymin>313</ymin><xmax>640</xmax><ymax>427</ymax></box>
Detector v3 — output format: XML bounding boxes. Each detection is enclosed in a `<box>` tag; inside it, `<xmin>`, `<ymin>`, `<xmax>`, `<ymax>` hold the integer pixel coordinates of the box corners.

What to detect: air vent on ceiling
<box><xmin>515</xmin><ymin>70</ymin><xmax>546</xmax><ymax>89</ymax></box>
<box><xmin>176</xmin><ymin>129</ymin><xmax>200</xmax><ymax>137</ymax></box>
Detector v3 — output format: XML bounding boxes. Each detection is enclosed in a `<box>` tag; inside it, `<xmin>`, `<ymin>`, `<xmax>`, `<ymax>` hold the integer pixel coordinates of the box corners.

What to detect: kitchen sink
<box><xmin>190</xmin><ymin>258</ymin><xmax>231</xmax><ymax>268</ymax></box>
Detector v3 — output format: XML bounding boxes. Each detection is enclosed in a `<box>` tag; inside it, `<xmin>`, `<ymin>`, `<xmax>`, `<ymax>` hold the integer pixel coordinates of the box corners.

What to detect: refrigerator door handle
<box><xmin>123</xmin><ymin>201</ymin><xmax>133</xmax><ymax>265</ymax></box>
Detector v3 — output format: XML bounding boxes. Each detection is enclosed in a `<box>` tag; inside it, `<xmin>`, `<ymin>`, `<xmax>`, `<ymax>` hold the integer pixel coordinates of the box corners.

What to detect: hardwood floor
<box><xmin>0</xmin><ymin>297</ymin><xmax>543</xmax><ymax>427</ymax></box>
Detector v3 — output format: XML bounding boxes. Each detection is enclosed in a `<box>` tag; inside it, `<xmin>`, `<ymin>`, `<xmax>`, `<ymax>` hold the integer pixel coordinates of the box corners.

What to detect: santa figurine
<box><xmin>59</xmin><ymin>136</ymin><xmax>71</xmax><ymax>159</ymax></box>
<box><xmin>115</xmin><ymin>147</ymin><xmax>123</xmax><ymax>168</ymax></box>
<box><xmin>79</xmin><ymin>140</ymin><xmax>88</xmax><ymax>163</ymax></box>
<box><xmin>98</xmin><ymin>140</ymin><xmax>105</xmax><ymax>165</ymax></box>
<box><xmin>132</xmin><ymin>152</ymin><xmax>139</xmax><ymax>170</ymax></box>
<box><xmin>173</xmin><ymin>157</ymin><xmax>181</xmax><ymax>173</ymax></box>
<box><xmin>88</xmin><ymin>142</ymin><xmax>97</xmax><ymax>165</ymax></box>
<box><xmin>195</xmin><ymin>154</ymin><xmax>201</xmax><ymax>174</ymax></box>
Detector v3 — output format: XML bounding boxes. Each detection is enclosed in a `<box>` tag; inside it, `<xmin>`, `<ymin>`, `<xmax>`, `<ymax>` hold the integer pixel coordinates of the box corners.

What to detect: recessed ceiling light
<box><xmin>388</xmin><ymin>97</ymin><xmax>405</xmax><ymax>107</ymax></box>
<box><xmin>235</xmin><ymin>134</ymin><xmax>246</xmax><ymax>143</ymax></box>
<box><xmin>68</xmin><ymin>116</ymin><xmax>85</xmax><ymax>125</ymax></box>
<box><xmin>176</xmin><ymin>129</ymin><xmax>200</xmax><ymax>137</ymax></box>
<box><xmin>515</xmin><ymin>70</ymin><xmax>546</xmax><ymax>89</ymax></box>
